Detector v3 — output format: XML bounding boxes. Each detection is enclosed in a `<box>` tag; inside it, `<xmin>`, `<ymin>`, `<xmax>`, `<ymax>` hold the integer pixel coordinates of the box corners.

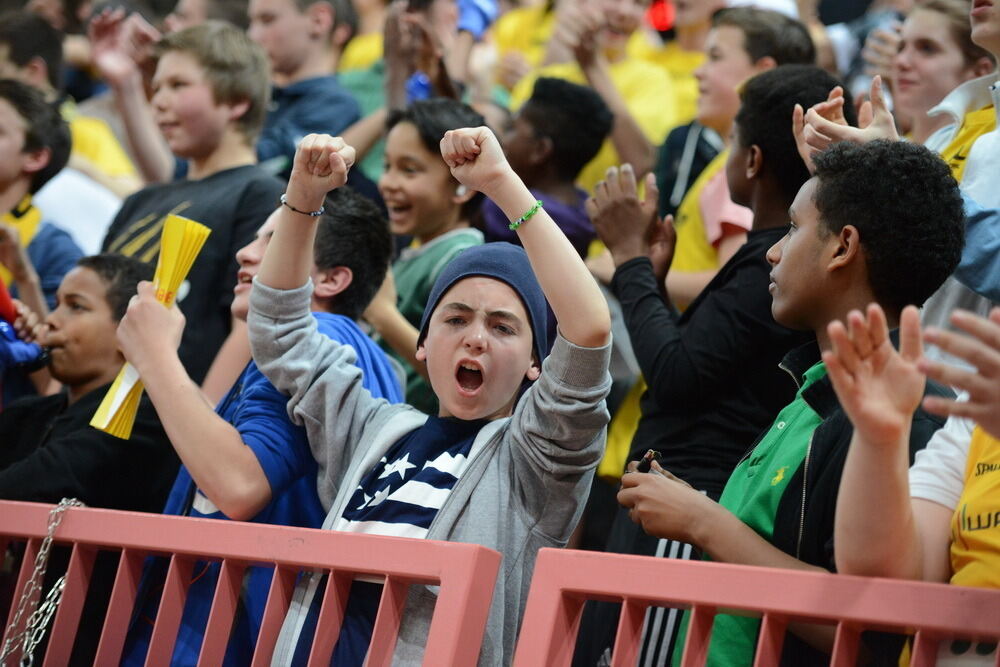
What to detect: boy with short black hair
<box><xmin>619</xmin><ymin>140</ymin><xmax>964</xmax><ymax>665</ymax></box>
<box><xmin>0</xmin><ymin>253</ymin><xmax>176</xmax><ymax>512</ymax></box>
<box><xmin>249</xmin><ymin>129</ymin><xmax>612</xmax><ymax>664</ymax></box>
<box><xmin>484</xmin><ymin>76</ymin><xmax>613</xmax><ymax>258</ymax></box>
<box><xmin>116</xmin><ymin>186</ymin><xmax>402</xmax><ymax>665</ymax></box>
<box><xmin>101</xmin><ymin>22</ymin><xmax>285</xmax><ymax>385</ymax></box>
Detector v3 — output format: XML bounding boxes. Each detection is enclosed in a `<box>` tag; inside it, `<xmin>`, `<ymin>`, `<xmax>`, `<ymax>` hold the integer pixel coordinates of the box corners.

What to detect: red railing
<box><xmin>512</xmin><ymin>548</ymin><xmax>1000</xmax><ymax>667</ymax></box>
<box><xmin>0</xmin><ymin>501</ymin><xmax>501</xmax><ymax>666</ymax></box>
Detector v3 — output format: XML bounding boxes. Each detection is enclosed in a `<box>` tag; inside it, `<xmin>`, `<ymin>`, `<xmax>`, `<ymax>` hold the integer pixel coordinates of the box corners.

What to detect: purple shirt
<box><xmin>482</xmin><ymin>188</ymin><xmax>594</xmax><ymax>258</ymax></box>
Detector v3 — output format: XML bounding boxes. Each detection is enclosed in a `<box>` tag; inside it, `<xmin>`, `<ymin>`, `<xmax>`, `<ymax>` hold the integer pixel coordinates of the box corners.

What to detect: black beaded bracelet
<box><xmin>280</xmin><ymin>193</ymin><xmax>325</xmax><ymax>217</ymax></box>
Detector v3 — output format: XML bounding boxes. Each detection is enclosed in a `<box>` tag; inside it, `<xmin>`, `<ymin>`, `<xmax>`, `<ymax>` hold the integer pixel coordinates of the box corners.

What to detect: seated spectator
<box><xmin>0</xmin><ymin>11</ymin><xmax>141</xmax><ymax>197</ymax></box>
<box><xmin>484</xmin><ymin>76</ymin><xmax>612</xmax><ymax>259</ymax></box>
<box><xmin>117</xmin><ymin>187</ymin><xmax>402</xmax><ymax>665</ymax></box>
<box><xmin>363</xmin><ymin>98</ymin><xmax>485</xmax><ymax>415</ymax></box>
<box><xmin>248</xmin><ymin>0</ymin><xmax>362</xmax><ymax>177</ymax></box>
<box><xmin>509</xmin><ymin>0</ymin><xmax>676</xmax><ymax>193</ymax></box>
<box><xmin>831</xmin><ymin>304</ymin><xmax>1000</xmax><ymax>665</ymax></box>
<box><xmin>0</xmin><ymin>79</ymin><xmax>82</xmax><ymax>317</ymax></box>
<box><xmin>0</xmin><ymin>253</ymin><xmax>177</xmax><ymax>511</ymax></box>
<box><xmin>101</xmin><ymin>23</ymin><xmax>284</xmax><ymax>386</ymax></box>
<box><xmin>575</xmin><ymin>63</ymin><xmax>842</xmax><ymax>666</ymax></box>
<box><xmin>617</xmin><ymin>140</ymin><xmax>964</xmax><ymax>665</ymax></box>
<box><xmin>248</xmin><ymin>128</ymin><xmax>610</xmax><ymax>664</ymax></box>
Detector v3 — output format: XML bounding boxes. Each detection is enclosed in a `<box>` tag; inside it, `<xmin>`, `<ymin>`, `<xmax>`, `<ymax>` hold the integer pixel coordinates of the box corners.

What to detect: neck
<box><xmin>0</xmin><ymin>180</ymin><xmax>30</xmax><ymax>216</ymax></box>
<box><xmin>524</xmin><ymin>174</ymin><xmax>579</xmax><ymax>206</ymax></box>
<box><xmin>814</xmin><ymin>294</ymin><xmax>893</xmax><ymax>353</ymax></box>
<box><xmin>675</xmin><ymin>22</ymin><xmax>711</xmax><ymax>52</ymax></box>
<box><xmin>417</xmin><ymin>217</ymin><xmax>469</xmax><ymax>245</ymax></box>
<box><xmin>284</xmin><ymin>48</ymin><xmax>333</xmax><ymax>84</ymax></box>
<box><xmin>908</xmin><ymin>112</ymin><xmax>952</xmax><ymax>146</ymax></box>
<box><xmin>359</xmin><ymin>8</ymin><xmax>385</xmax><ymax>34</ymax></box>
<box><xmin>187</xmin><ymin>131</ymin><xmax>256</xmax><ymax>180</ymax></box>
<box><xmin>66</xmin><ymin>370</ymin><xmax>118</xmax><ymax>406</ymax></box>
<box><xmin>749</xmin><ymin>185</ymin><xmax>792</xmax><ymax>232</ymax></box>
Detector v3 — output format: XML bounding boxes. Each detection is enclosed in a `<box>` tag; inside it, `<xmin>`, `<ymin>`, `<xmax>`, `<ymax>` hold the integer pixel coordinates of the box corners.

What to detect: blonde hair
<box><xmin>156</xmin><ymin>21</ymin><xmax>271</xmax><ymax>144</ymax></box>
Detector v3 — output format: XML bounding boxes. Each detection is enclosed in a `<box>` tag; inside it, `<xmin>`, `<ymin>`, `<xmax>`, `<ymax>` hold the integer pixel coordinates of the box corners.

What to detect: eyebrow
<box><xmin>58</xmin><ymin>291</ymin><xmax>92</xmax><ymax>304</ymax></box>
<box><xmin>440</xmin><ymin>302</ymin><xmax>525</xmax><ymax>326</ymax></box>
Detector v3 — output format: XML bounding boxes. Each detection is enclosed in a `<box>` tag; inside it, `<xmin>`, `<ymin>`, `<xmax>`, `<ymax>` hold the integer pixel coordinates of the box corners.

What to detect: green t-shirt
<box><xmin>383</xmin><ymin>227</ymin><xmax>484</xmax><ymax>414</ymax></box>
<box><xmin>672</xmin><ymin>360</ymin><xmax>827</xmax><ymax>667</ymax></box>
<box><xmin>339</xmin><ymin>61</ymin><xmax>386</xmax><ymax>183</ymax></box>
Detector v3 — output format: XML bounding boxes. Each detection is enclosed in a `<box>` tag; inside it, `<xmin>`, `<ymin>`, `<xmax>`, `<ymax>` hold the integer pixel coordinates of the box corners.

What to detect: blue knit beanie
<box><xmin>417</xmin><ymin>242</ymin><xmax>551</xmax><ymax>364</ymax></box>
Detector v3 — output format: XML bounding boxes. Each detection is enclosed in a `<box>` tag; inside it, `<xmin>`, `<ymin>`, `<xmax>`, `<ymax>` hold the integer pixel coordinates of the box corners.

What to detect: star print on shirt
<box><xmin>378</xmin><ymin>453</ymin><xmax>416</xmax><ymax>481</ymax></box>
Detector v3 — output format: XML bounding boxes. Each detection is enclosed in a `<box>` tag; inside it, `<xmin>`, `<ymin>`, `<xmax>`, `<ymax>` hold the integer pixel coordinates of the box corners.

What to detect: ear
<box><xmin>828</xmin><ymin>224</ymin><xmax>863</xmax><ymax>272</ymax></box>
<box><xmin>306</xmin><ymin>1</ymin><xmax>335</xmax><ymax>37</ymax></box>
<box><xmin>227</xmin><ymin>98</ymin><xmax>252</xmax><ymax>123</ymax></box>
<box><xmin>531</xmin><ymin>135</ymin><xmax>554</xmax><ymax>167</ymax></box>
<box><xmin>972</xmin><ymin>56</ymin><xmax>995</xmax><ymax>78</ymax></box>
<box><xmin>19</xmin><ymin>57</ymin><xmax>51</xmax><ymax>91</ymax></box>
<box><xmin>525</xmin><ymin>356</ymin><xmax>541</xmax><ymax>382</ymax></box>
<box><xmin>21</xmin><ymin>146</ymin><xmax>51</xmax><ymax>177</ymax></box>
<box><xmin>415</xmin><ymin>343</ymin><xmax>427</xmax><ymax>362</ymax></box>
<box><xmin>331</xmin><ymin>21</ymin><xmax>353</xmax><ymax>49</ymax></box>
<box><xmin>312</xmin><ymin>265</ymin><xmax>353</xmax><ymax>300</ymax></box>
<box><xmin>753</xmin><ymin>55</ymin><xmax>777</xmax><ymax>73</ymax></box>
<box><xmin>745</xmin><ymin>144</ymin><xmax>763</xmax><ymax>181</ymax></box>
<box><xmin>452</xmin><ymin>182</ymin><xmax>476</xmax><ymax>205</ymax></box>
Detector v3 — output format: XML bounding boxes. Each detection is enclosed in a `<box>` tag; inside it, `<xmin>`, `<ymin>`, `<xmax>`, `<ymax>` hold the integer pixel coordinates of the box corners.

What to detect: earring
<box><xmin>456</xmin><ymin>185</ymin><xmax>468</xmax><ymax>197</ymax></box>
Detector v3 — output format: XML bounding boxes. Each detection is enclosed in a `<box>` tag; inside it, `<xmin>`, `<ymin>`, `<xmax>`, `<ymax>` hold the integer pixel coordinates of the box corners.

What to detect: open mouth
<box><xmin>456</xmin><ymin>362</ymin><xmax>484</xmax><ymax>394</ymax></box>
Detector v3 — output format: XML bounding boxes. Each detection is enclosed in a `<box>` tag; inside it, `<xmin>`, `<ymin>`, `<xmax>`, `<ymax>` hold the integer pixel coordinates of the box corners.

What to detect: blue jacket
<box><xmin>956</xmin><ymin>192</ymin><xmax>1000</xmax><ymax>302</ymax></box>
<box><xmin>256</xmin><ymin>76</ymin><xmax>361</xmax><ymax>178</ymax></box>
<box><xmin>122</xmin><ymin>312</ymin><xmax>402</xmax><ymax>666</ymax></box>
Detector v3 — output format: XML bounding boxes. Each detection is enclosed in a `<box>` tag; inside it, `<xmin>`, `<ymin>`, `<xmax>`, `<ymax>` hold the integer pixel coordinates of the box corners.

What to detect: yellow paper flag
<box><xmin>91</xmin><ymin>215</ymin><xmax>211</xmax><ymax>439</ymax></box>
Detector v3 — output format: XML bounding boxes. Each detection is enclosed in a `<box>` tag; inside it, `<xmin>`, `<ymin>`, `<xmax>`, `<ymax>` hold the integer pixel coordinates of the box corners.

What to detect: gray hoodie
<box><xmin>248</xmin><ymin>279</ymin><xmax>611</xmax><ymax>665</ymax></box>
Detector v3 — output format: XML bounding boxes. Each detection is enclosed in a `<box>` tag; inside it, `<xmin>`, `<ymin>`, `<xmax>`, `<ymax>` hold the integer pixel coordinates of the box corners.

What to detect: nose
<box><xmin>765</xmin><ymin>237</ymin><xmax>783</xmax><ymax>266</ymax></box>
<box><xmin>378</xmin><ymin>168</ymin><xmax>399</xmax><ymax>194</ymax></box>
<box><xmin>462</xmin><ymin>321</ymin><xmax>487</xmax><ymax>351</ymax></box>
<box><xmin>235</xmin><ymin>236</ymin><xmax>261</xmax><ymax>267</ymax></box>
<box><xmin>247</xmin><ymin>21</ymin><xmax>264</xmax><ymax>44</ymax></box>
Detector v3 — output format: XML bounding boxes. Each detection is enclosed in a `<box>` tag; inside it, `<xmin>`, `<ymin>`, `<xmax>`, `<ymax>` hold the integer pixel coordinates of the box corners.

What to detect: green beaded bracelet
<box><xmin>508</xmin><ymin>200</ymin><xmax>544</xmax><ymax>231</ymax></box>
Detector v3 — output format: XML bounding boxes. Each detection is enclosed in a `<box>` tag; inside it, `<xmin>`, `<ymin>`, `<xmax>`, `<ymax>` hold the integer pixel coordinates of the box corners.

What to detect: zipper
<box><xmin>795</xmin><ymin>433</ymin><xmax>814</xmax><ymax>560</ymax></box>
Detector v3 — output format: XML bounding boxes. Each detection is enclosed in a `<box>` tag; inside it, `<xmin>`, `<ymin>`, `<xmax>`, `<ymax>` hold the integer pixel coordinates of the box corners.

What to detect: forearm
<box><xmin>258</xmin><ymin>206</ymin><xmax>320</xmax><ymax>291</ymax></box>
<box><xmin>665</xmin><ymin>268</ymin><xmax>717</xmax><ymax>309</ymax></box>
<box><xmin>200</xmin><ymin>319</ymin><xmax>251</xmax><ymax>405</ymax></box>
<box><xmin>341</xmin><ymin>109</ymin><xmax>388</xmax><ymax>165</ymax></box>
<box><xmin>140</xmin><ymin>352</ymin><xmax>272</xmax><ymax>520</ymax></box>
<box><xmin>484</xmin><ymin>175</ymin><xmax>611</xmax><ymax>347</ymax></box>
<box><xmin>834</xmin><ymin>429</ymin><xmax>922</xmax><ymax>579</ymax></box>
<box><xmin>366</xmin><ymin>304</ymin><xmax>427</xmax><ymax>382</ymax></box>
<box><xmin>583</xmin><ymin>61</ymin><xmax>653</xmax><ymax>177</ymax></box>
<box><xmin>111</xmin><ymin>72</ymin><xmax>174</xmax><ymax>184</ymax></box>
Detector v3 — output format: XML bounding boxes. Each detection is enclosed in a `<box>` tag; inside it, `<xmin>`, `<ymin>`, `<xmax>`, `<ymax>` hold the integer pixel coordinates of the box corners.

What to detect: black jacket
<box><xmin>0</xmin><ymin>383</ymin><xmax>178</xmax><ymax>512</ymax></box>
<box><xmin>612</xmin><ymin>228</ymin><xmax>813</xmax><ymax>496</ymax></box>
<box><xmin>764</xmin><ymin>339</ymin><xmax>953</xmax><ymax>665</ymax></box>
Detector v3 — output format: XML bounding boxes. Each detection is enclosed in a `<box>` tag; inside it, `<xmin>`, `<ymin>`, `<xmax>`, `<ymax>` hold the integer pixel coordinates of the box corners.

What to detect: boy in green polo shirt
<box><xmin>617</xmin><ymin>140</ymin><xmax>965</xmax><ymax>665</ymax></box>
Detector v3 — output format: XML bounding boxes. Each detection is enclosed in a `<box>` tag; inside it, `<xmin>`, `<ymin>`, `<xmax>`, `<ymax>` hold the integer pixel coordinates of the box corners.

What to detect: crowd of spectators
<box><xmin>1</xmin><ymin>0</ymin><xmax>999</xmax><ymax>663</ymax></box>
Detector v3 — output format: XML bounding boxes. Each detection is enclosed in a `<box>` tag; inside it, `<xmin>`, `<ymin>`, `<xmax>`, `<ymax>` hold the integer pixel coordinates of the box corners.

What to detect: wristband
<box><xmin>280</xmin><ymin>193</ymin><xmax>325</xmax><ymax>217</ymax></box>
<box><xmin>508</xmin><ymin>200</ymin><xmax>544</xmax><ymax>231</ymax></box>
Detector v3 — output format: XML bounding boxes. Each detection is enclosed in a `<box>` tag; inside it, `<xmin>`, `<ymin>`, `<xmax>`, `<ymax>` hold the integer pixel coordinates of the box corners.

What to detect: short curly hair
<box><xmin>520</xmin><ymin>77</ymin><xmax>613</xmax><ymax>181</ymax></box>
<box><xmin>736</xmin><ymin>65</ymin><xmax>855</xmax><ymax>201</ymax></box>
<box><xmin>812</xmin><ymin>140</ymin><xmax>964</xmax><ymax>313</ymax></box>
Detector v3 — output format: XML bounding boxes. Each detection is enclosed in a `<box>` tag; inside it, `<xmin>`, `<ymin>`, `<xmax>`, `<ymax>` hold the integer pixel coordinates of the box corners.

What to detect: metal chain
<box><xmin>0</xmin><ymin>498</ymin><xmax>84</xmax><ymax>667</ymax></box>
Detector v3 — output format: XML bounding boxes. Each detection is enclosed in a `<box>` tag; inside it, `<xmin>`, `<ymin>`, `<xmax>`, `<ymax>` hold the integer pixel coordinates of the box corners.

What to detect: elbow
<box><xmin>580</xmin><ymin>313</ymin><xmax>613</xmax><ymax>349</ymax></box>
<box><xmin>208</xmin><ymin>482</ymin><xmax>271</xmax><ymax>523</ymax></box>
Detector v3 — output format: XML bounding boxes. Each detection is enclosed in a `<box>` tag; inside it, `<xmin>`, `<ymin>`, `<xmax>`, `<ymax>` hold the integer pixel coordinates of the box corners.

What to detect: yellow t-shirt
<box><xmin>627</xmin><ymin>37</ymin><xmax>702</xmax><ymax>126</ymax></box>
<box><xmin>950</xmin><ymin>426</ymin><xmax>1000</xmax><ymax>589</ymax></box>
<box><xmin>491</xmin><ymin>4</ymin><xmax>555</xmax><ymax>67</ymax></box>
<box><xmin>339</xmin><ymin>32</ymin><xmax>384</xmax><ymax>72</ymax></box>
<box><xmin>510</xmin><ymin>59</ymin><xmax>677</xmax><ymax>193</ymax></box>
<box><xmin>938</xmin><ymin>105</ymin><xmax>996</xmax><ymax>183</ymax></box>
<box><xmin>0</xmin><ymin>195</ymin><xmax>43</xmax><ymax>287</ymax></box>
<box><xmin>61</xmin><ymin>100</ymin><xmax>137</xmax><ymax>179</ymax></box>
<box><xmin>672</xmin><ymin>150</ymin><xmax>730</xmax><ymax>273</ymax></box>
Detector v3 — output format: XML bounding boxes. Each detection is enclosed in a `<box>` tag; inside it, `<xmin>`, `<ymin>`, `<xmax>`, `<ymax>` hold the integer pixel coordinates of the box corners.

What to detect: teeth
<box><xmin>460</xmin><ymin>363</ymin><xmax>480</xmax><ymax>371</ymax></box>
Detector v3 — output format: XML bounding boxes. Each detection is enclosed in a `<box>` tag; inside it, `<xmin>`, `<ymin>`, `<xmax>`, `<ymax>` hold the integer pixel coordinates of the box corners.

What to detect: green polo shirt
<box><xmin>672</xmin><ymin>360</ymin><xmax>827</xmax><ymax>667</ymax></box>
